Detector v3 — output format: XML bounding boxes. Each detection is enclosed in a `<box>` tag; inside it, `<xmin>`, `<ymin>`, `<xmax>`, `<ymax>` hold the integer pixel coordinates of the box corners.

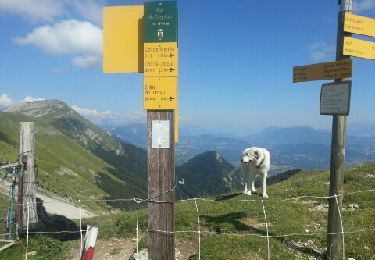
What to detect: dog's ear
<box><xmin>254</xmin><ymin>151</ymin><xmax>259</xmax><ymax>160</ymax></box>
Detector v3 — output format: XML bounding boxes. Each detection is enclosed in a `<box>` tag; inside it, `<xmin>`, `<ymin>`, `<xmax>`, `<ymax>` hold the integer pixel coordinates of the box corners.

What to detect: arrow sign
<box><xmin>144</xmin><ymin>42</ymin><xmax>178</xmax><ymax>76</ymax></box>
<box><xmin>144</xmin><ymin>77</ymin><xmax>177</xmax><ymax>110</ymax></box>
<box><xmin>293</xmin><ymin>60</ymin><xmax>352</xmax><ymax>83</ymax></box>
<box><xmin>344</xmin><ymin>13</ymin><xmax>375</xmax><ymax>38</ymax></box>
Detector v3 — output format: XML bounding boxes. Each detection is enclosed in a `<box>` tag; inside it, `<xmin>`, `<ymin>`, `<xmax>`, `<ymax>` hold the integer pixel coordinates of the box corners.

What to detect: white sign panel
<box><xmin>152</xmin><ymin>120</ymin><xmax>170</xmax><ymax>148</ymax></box>
<box><xmin>320</xmin><ymin>81</ymin><xmax>352</xmax><ymax>116</ymax></box>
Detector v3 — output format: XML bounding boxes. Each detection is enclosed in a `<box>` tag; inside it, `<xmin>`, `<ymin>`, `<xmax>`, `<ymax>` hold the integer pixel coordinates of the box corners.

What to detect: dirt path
<box><xmin>37</xmin><ymin>193</ymin><xmax>95</xmax><ymax>219</ymax></box>
<box><xmin>68</xmin><ymin>238</ymin><xmax>136</xmax><ymax>260</ymax></box>
<box><xmin>68</xmin><ymin>238</ymin><xmax>198</xmax><ymax>260</ymax></box>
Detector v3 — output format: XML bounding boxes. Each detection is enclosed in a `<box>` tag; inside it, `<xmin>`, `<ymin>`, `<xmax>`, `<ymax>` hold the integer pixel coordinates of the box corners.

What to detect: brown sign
<box><xmin>293</xmin><ymin>60</ymin><xmax>352</xmax><ymax>83</ymax></box>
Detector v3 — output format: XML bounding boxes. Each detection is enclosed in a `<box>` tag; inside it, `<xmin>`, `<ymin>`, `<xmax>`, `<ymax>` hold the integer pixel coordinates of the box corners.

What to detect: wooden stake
<box><xmin>147</xmin><ymin>110</ymin><xmax>175</xmax><ymax>260</ymax></box>
<box><xmin>19</xmin><ymin>122</ymin><xmax>38</xmax><ymax>231</ymax></box>
<box><xmin>327</xmin><ymin>0</ymin><xmax>352</xmax><ymax>259</ymax></box>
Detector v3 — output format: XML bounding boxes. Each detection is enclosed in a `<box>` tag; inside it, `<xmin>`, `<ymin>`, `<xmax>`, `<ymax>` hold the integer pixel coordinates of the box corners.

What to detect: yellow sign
<box><xmin>103</xmin><ymin>6</ymin><xmax>144</xmax><ymax>73</ymax></box>
<box><xmin>144</xmin><ymin>42</ymin><xmax>178</xmax><ymax>77</ymax></box>
<box><xmin>144</xmin><ymin>77</ymin><xmax>177</xmax><ymax>109</ymax></box>
<box><xmin>344</xmin><ymin>13</ymin><xmax>375</xmax><ymax>38</ymax></box>
<box><xmin>343</xmin><ymin>36</ymin><xmax>375</xmax><ymax>60</ymax></box>
<box><xmin>293</xmin><ymin>60</ymin><xmax>352</xmax><ymax>83</ymax></box>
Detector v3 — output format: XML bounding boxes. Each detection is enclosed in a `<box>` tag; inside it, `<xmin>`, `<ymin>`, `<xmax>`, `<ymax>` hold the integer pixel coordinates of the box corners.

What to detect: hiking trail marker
<box><xmin>103</xmin><ymin>2</ymin><xmax>178</xmax><ymax>259</ymax></box>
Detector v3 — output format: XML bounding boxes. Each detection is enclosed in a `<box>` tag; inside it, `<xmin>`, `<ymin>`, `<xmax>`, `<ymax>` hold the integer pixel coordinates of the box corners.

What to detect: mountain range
<box><xmin>2</xmin><ymin>100</ymin><xmax>375</xmax><ymax>207</ymax></box>
<box><xmin>0</xmin><ymin>100</ymin><xmax>239</xmax><ymax>206</ymax></box>
<box><xmin>111</xmin><ymin>124</ymin><xmax>375</xmax><ymax>169</ymax></box>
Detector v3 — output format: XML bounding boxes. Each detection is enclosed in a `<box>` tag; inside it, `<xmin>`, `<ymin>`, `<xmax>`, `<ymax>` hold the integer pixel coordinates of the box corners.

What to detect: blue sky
<box><xmin>1</xmin><ymin>0</ymin><xmax>375</xmax><ymax>136</ymax></box>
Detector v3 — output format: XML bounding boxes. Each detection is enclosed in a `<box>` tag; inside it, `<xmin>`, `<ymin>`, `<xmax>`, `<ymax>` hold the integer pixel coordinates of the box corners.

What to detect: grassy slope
<box><xmin>2</xmin><ymin>163</ymin><xmax>372</xmax><ymax>259</ymax></box>
<box><xmin>0</xmin><ymin>112</ymin><xmax>145</xmax><ymax>211</ymax></box>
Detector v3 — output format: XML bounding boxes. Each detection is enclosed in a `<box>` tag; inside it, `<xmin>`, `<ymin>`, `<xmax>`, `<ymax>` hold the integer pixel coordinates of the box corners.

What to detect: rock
<box><xmin>305</xmin><ymin>229</ymin><xmax>310</xmax><ymax>233</ymax></box>
<box><xmin>133</xmin><ymin>249</ymin><xmax>148</xmax><ymax>260</ymax></box>
<box><xmin>348</xmin><ymin>203</ymin><xmax>359</xmax><ymax>209</ymax></box>
<box><xmin>27</xmin><ymin>251</ymin><xmax>37</xmax><ymax>256</ymax></box>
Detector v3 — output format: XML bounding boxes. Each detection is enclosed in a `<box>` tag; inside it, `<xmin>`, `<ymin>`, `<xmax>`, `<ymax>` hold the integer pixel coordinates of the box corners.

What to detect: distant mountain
<box><xmin>247</xmin><ymin>126</ymin><xmax>331</xmax><ymax>145</ymax></box>
<box><xmin>111</xmin><ymin>123</ymin><xmax>375</xmax><ymax>169</ymax></box>
<box><xmin>1</xmin><ymin>100</ymin><xmax>147</xmax><ymax>210</ymax></box>
<box><xmin>176</xmin><ymin>151</ymin><xmax>235</xmax><ymax>199</ymax></box>
<box><xmin>111</xmin><ymin>123</ymin><xmax>147</xmax><ymax>148</ymax></box>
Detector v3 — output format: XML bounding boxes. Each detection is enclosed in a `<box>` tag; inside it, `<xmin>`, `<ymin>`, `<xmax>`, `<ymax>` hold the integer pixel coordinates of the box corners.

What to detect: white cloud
<box><xmin>0</xmin><ymin>94</ymin><xmax>47</xmax><ymax>108</ymax></box>
<box><xmin>72</xmin><ymin>55</ymin><xmax>100</xmax><ymax>69</ymax></box>
<box><xmin>354</xmin><ymin>0</ymin><xmax>375</xmax><ymax>12</ymax></box>
<box><xmin>71</xmin><ymin>105</ymin><xmax>146</xmax><ymax>126</ymax></box>
<box><xmin>0</xmin><ymin>94</ymin><xmax>15</xmax><ymax>108</ymax></box>
<box><xmin>309</xmin><ymin>42</ymin><xmax>335</xmax><ymax>62</ymax></box>
<box><xmin>22</xmin><ymin>96</ymin><xmax>46</xmax><ymax>102</ymax></box>
<box><xmin>13</xmin><ymin>19</ymin><xmax>102</xmax><ymax>55</ymax></box>
<box><xmin>0</xmin><ymin>0</ymin><xmax>64</xmax><ymax>22</ymax></box>
<box><xmin>67</xmin><ymin>0</ymin><xmax>102</xmax><ymax>26</ymax></box>
<box><xmin>12</xmin><ymin>19</ymin><xmax>102</xmax><ymax>69</ymax></box>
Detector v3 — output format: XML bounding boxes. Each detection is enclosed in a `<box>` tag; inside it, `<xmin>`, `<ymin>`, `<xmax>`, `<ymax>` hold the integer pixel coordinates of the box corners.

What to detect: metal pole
<box><xmin>327</xmin><ymin>0</ymin><xmax>352</xmax><ymax>259</ymax></box>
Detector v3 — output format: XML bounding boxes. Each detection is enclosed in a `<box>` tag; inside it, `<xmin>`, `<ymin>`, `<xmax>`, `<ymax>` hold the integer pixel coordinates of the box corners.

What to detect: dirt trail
<box><xmin>37</xmin><ymin>193</ymin><xmax>95</xmax><ymax>219</ymax></box>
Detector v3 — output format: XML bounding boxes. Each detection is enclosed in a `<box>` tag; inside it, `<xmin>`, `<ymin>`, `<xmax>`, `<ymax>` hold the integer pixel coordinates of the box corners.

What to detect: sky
<box><xmin>0</xmin><ymin>0</ymin><xmax>375</xmax><ymax>136</ymax></box>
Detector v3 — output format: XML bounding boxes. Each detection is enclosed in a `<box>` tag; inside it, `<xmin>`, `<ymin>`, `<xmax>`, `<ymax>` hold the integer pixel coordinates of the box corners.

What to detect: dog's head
<box><xmin>241</xmin><ymin>148</ymin><xmax>259</xmax><ymax>165</ymax></box>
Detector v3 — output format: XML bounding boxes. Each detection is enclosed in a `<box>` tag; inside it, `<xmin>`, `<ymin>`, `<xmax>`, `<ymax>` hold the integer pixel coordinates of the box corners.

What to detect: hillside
<box><xmin>1</xmin><ymin>163</ymin><xmax>374</xmax><ymax>259</ymax></box>
<box><xmin>0</xmin><ymin>100</ymin><xmax>147</xmax><ymax>211</ymax></box>
<box><xmin>176</xmin><ymin>151</ymin><xmax>235</xmax><ymax>199</ymax></box>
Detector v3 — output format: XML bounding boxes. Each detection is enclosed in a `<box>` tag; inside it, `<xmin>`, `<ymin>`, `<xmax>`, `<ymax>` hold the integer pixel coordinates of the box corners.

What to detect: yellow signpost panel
<box><xmin>144</xmin><ymin>42</ymin><xmax>178</xmax><ymax>77</ymax></box>
<box><xmin>343</xmin><ymin>37</ymin><xmax>375</xmax><ymax>60</ymax></box>
<box><xmin>144</xmin><ymin>77</ymin><xmax>177</xmax><ymax>110</ymax></box>
<box><xmin>344</xmin><ymin>13</ymin><xmax>375</xmax><ymax>38</ymax></box>
<box><xmin>103</xmin><ymin>6</ymin><xmax>144</xmax><ymax>73</ymax></box>
<box><xmin>293</xmin><ymin>60</ymin><xmax>352</xmax><ymax>83</ymax></box>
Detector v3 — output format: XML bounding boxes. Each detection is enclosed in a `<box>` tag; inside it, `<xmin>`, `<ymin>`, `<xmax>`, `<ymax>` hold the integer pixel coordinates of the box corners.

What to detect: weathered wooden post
<box><xmin>327</xmin><ymin>0</ymin><xmax>352</xmax><ymax>259</ymax></box>
<box><xmin>18</xmin><ymin>122</ymin><xmax>38</xmax><ymax>232</ymax></box>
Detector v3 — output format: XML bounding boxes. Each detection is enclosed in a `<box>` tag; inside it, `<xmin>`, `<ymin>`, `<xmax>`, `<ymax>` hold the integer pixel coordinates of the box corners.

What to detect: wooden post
<box><xmin>19</xmin><ymin>122</ymin><xmax>38</xmax><ymax>231</ymax></box>
<box><xmin>147</xmin><ymin>111</ymin><xmax>175</xmax><ymax>260</ymax></box>
<box><xmin>327</xmin><ymin>0</ymin><xmax>352</xmax><ymax>259</ymax></box>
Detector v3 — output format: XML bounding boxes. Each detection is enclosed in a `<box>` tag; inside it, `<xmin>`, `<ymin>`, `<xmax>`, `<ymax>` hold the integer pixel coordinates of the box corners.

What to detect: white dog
<box><xmin>240</xmin><ymin>147</ymin><xmax>271</xmax><ymax>198</ymax></box>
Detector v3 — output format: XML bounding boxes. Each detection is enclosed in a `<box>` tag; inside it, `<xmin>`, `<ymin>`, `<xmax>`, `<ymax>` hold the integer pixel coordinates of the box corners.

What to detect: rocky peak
<box><xmin>4</xmin><ymin>99</ymin><xmax>69</xmax><ymax>118</ymax></box>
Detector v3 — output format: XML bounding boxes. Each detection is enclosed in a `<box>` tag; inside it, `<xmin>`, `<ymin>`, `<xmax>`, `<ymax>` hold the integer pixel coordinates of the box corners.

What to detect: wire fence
<box><xmin>0</xmin><ymin>187</ymin><xmax>375</xmax><ymax>259</ymax></box>
<box><xmin>0</xmin><ymin>187</ymin><xmax>374</xmax><ymax>259</ymax></box>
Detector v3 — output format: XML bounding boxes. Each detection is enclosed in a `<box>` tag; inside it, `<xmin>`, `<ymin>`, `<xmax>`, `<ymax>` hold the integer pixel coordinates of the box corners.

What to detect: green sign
<box><xmin>144</xmin><ymin>1</ymin><xmax>177</xmax><ymax>43</ymax></box>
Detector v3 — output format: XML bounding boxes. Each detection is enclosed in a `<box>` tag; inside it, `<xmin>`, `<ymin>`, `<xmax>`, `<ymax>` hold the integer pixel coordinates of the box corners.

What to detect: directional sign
<box><xmin>144</xmin><ymin>1</ymin><xmax>177</xmax><ymax>43</ymax></box>
<box><xmin>293</xmin><ymin>60</ymin><xmax>352</xmax><ymax>83</ymax></box>
<box><xmin>144</xmin><ymin>42</ymin><xmax>178</xmax><ymax>76</ymax></box>
<box><xmin>320</xmin><ymin>81</ymin><xmax>352</xmax><ymax>116</ymax></box>
<box><xmin>103</xmin><ymin>6</ymin><xmax>144</xmax><ymax>73</ymax></box>
<box><xmin>343</xmin><ymin>36</ymin><xmax>375</xmax><ymax>60</ymax></box>
<box><xmin>144</xmin><ymin>77</ymin><xmax>177</xmax><ymax>109</ymax></box>
<box><xmin>344</xmin><ymin>13</ymin><xmax>375</xmax><ymax>38</ymax></box>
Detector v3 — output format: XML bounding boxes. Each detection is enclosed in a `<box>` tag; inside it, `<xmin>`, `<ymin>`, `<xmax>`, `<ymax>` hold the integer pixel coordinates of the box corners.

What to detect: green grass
<box><xmin>69</xmin><ymin>163</ymin><xmax>374</xmax><ymax>259</ymax></box>
<box><xmin>1</xmin><ymin>110</ymin><xmax>374</xmax><ymax>259</ymax></box>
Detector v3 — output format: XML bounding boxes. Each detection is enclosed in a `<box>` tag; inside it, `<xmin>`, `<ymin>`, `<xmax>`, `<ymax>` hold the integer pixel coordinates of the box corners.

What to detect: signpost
<box><xmin>293</xmin><ymin>60</ymin><xmax>352</xmax><ymax>83</ymax></box>
<box><xmin>144</xmin><ymin>2</ymin><xmax>178</xmax><ymax>259</ymax></box>
<box><xmin>320</xmin><ymin>81</ymin><xmax>352</xmax><ymax>116</ymax></box>
<box><xmin>103</xmin><ymin>2</ymin><xmax>178</xmax><ymax>259</ymax></box>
